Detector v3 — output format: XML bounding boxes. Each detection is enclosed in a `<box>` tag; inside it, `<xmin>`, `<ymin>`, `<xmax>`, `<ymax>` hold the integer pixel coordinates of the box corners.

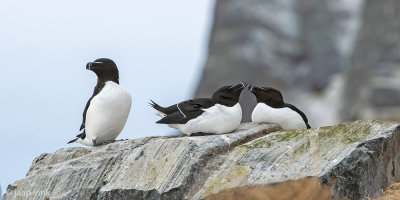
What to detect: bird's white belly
<box><xmin>84</xmin><ymin>81</ymin><xmax>132</xmax><ymax>144</ymax></box>
<box><xmin>251</xmin><ymin>103</ymin><xmax>306</xmax><ymax>130</ymax></box>
<box><xmin>172</xmin><ymin>103</ymin><xmax>242</xmax><ymax>135</ymax></box>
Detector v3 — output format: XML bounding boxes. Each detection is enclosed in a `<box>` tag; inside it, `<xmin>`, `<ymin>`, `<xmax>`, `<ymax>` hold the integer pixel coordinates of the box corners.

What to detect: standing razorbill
<box><xmin>68</xmin><ymin>58</ymin><xmax>132</xmax><ymax>146</ymax></box>
<box><xmin>248</xmin><ymin>85</ymin><xmax>311</xmax><ymax>130</ymax></box>
<box><xmin>150</xmin><ymin>82</ymin><xmax>247</xmax><ymax>135</ymax></box>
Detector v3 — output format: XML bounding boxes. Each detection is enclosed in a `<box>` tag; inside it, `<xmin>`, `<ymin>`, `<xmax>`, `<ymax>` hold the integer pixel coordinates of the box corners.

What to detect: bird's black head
<box><xmin>211</xmin><ymin>82</ymin><xmax>247</xmax><ymax>106</ymax></box>
<box><xmin>248</xmin><ymin>85</ymin><xmax>284</xmax><ymax>108</ymax></box>
<box><xmin>86</xmin><ymin>58</ymin><xmax>119</xmax><ymax>84</ymax></box>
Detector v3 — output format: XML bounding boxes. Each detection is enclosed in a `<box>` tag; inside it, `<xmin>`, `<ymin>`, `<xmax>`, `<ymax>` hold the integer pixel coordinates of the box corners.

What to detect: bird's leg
<box><xmin>92</xmin><ymin>137</ymin><xmax>97</xmax><ymax>146</ymax></box>
<box><xmin>190</xmin><ymin>132</ymin><xmax>217</xmax><ymax>137</ymax></box>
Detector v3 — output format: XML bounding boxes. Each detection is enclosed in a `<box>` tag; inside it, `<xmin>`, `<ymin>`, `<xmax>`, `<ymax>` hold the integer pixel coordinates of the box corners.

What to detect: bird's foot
<box><xmin>190</xmin><ymin>132</ymin><xmax>216</xmax><ymax>137</ymax></box>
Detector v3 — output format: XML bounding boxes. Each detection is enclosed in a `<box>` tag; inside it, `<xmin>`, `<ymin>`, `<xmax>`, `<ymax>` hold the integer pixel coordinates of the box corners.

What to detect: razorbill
<box><xmin>68</xmin><ymin>58</ymin><xmax>132</xmax><ymax>146</ymax></box>
<box><xmin>248</xmin><ymin>85</ymin><xmax>311</xmax><ymax>130</ymax></box>
<box><xmin>150</xmin><ymin>82</ymin><xmax>247</xmax><ymax>135</ymax></box>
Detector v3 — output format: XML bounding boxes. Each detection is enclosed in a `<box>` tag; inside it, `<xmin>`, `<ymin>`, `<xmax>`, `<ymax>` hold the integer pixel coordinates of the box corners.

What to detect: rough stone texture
<box><xmin>2</xmin><ymin>123</ymin><xmax>281</xmax><ymax>200</ymax></box>
<box><xmin>3</xmin><ymin>120</ymin><xmax>400</xmax><ymax>200</ymax></box>
<box><xmin>194</xmin><ymin>120</ymin><xmax>400</xmax><ymax>200</ymax></box>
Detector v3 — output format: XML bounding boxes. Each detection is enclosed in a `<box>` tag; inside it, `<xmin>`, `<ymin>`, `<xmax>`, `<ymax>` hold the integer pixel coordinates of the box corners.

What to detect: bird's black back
<box><xmin>155</xmin><ymin>98</ymin><xmax>218</xmax><ymax>124</ymax></box>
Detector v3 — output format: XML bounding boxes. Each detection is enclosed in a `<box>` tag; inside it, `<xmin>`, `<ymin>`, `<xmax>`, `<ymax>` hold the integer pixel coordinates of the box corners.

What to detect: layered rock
<box><xmin>195</xmin><ymin>120</ymin><xmax>400</xmax><ymax>200</ymax></box>
<box><xmin>3</xmin><ymin>123</ymin><xmax>281</xmax><ymax>200</ymax></box>
<box><xmin>3</xmin><ymin>120</ymin><xmax>400</xmax><ymax>200</ymax></box>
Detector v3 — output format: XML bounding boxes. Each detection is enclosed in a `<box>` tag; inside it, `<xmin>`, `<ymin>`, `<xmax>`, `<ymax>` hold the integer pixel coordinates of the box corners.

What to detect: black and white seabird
<box><xmin>68</xmin><ymin>58</ymin><xmax>132</xmax><ymax>146</ymax></box>
<box><xmin>150</xmin><ymin>82</ymin><xmax>247</xmax><ymax>135</ymax></box>
<box><xmin>248</xmin><ymin>85</ymin><xmax>311</xmax><ymax>130</ymax></box>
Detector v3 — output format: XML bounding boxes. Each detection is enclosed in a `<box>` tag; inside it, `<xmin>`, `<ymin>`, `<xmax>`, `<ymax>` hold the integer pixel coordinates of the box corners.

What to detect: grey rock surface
<box><xmin>3</xmin><ymin>120</ymin><xmax>399</xmax><ymax>200</ymax></box>
<box><xmin>195</xmin><ymin>120</ymin><xmax>400</xmax><ymax>200</ymax></box>
<box><xmin>3</xmin><ymin>123</ymin><xmax>281</xmax><ymax>200</ymax></box>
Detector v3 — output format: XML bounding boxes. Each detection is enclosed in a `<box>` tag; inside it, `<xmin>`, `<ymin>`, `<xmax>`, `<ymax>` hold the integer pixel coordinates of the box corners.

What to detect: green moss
<box><xmin>293</xmin><ymin>140</ymin><xmax>311</xmax><ymax>155</ymax></box>
<box><xmin>343</xmin><ymin>126</ymin><xmax>371</xmax><ymax>144</ymax></box>
<box><xmin>204</xmin><ymin>177</ymin><xmax>225</xmax><ymax>195</ymax></box>
<box><xmin>273</xmin><ymin>129</ymin><xmax>307</xmax><ymax>142</ymax></box>
<box><xmin>317</xmin><ymin>120</ymin><xmax>373</xmax><ymax>144</ymax></box>
<box><xmin>242</xmin><ymin>129</ymin><xmax>311</xmax><ymax>150</ymax></box>
<box><xmin>241</xmin><ymin>120</ymin><xmax>397</xmax><ymax>151</ymax></box>
<box><xmin>317</xmin><ymin>127</ymin><xmax>336</xmax><ymax>140</ymax></box>
<box><xmin>234</xmin><ymin>146</ymin><xmax>249</xmax><ymax>154</ymax></box>
<box><xmin>242</xmin><ymin>139</ymin><xmax>273</xmax><ymax>149</ymax></box>
<box><xmin>235</xmin><ymin>166</ymin><xmax>249</xmax><ymax>177</ymax></box>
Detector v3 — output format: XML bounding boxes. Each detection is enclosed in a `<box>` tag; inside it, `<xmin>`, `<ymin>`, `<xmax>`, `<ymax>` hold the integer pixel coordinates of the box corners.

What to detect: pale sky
<box><xmin>0</xmin><ymin>0</ymin><xmax>214</xmax><ymax>192</ymax></box>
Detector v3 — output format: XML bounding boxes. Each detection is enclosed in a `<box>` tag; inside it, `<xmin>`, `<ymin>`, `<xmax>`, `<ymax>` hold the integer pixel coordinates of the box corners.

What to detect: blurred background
<box><xmin>1</xmin><ymin>0</ymin><xmax>399</xmax><ymax>196</ymax></box>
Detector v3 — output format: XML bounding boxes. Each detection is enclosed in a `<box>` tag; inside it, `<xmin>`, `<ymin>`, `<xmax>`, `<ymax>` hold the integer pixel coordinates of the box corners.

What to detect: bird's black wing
<box><xmin>285</xmin><ymin>103</ymin><xmax>311</xmax><ymax>129</ymax></box>
<box><xmin>149</xmin><ymin>100</ymin><xmax>179</xmax><ymax>115</ymax></box>
<box><xmin>79</xmin><ymin>82</ymin><xmax>106</xmax><ymax>131</ymax></box>
<box><xmin>156</xmin><ymin>98</ymin><xmax>217</xmax><ymax>124</ymax></box>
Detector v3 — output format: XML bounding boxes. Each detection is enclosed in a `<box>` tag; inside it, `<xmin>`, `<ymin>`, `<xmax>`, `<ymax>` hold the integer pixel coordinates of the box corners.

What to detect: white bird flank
<box><xmin>155</xmin><ymin>111</ymin><xmax>167</xmax><ymax>117</ymax></box>
<box><xmin>251</xmin><ymin>103</ymin><xmax>306</xmax><ymax>130</ymax></box>
<box><xmin>77</xmin><ymin>81</ymin><xmax>132</xmax><ymax>146</ymax></box>
<box><xmin>169</xmin><ymin>103</ymin><xmax>242</xmax><ymax>135</ymax></box>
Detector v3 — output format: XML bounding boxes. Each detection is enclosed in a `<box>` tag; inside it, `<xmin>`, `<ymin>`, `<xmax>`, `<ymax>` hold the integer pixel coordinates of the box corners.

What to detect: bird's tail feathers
<box><xmin>67</xmin><ymin>138</ymin><xmax>78</xmax><ymax>144</ymax></box>
<box><xmin>68</xmin><ymin>132</ymin><xmax>86</xmax><ymax>144</ymax></box>
<box><xmin>149</xmin><ymin>100</ymin><xmax>167</xmax><ymax>116</ymax></box>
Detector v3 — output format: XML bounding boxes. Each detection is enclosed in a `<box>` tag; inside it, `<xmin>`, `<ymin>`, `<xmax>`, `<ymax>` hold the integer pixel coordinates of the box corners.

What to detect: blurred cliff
<box><xmin>195</xmin><ymin>0</ymin><xmax>400</xmax><ymax>127</ymax></box>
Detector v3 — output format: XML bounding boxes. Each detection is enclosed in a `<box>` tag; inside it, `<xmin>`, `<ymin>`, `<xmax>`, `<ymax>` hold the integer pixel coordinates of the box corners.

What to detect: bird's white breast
<box><xmin>251</xmin><ymin>103</ymin><xmax>306</xmax><ymax>130</ymax></box>
<box><xmin>173</xmin><ymin>103</ymin><xmax>242</xmax><ymax>135</ymax></box>
<box><xmin>83</xmin><ymin>81</ymin><xmax>132</xmax><ymax>145</ymax></box>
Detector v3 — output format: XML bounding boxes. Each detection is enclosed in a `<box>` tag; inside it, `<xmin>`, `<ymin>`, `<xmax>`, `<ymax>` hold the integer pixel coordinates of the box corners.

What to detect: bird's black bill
<box><xmin>86</xmin><ymin>62</ymin><xmax>93</xmax><ymax>70</ymax></box>
<box><xmin>86</xmin><ymin>61</ymin><xmax>103</xmax><ymax>70</ymax></box>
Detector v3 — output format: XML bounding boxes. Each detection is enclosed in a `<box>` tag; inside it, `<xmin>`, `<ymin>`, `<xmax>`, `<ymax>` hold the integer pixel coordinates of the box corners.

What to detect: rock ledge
<box><xmin>3</xmin><ymin>120</ymin><xmax>399</xmax><ymax>200</ymax></box>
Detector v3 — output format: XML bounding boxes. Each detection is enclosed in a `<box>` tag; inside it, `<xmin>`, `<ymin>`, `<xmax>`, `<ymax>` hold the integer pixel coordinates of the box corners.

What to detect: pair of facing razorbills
<box><xmin>68</xmin><ymin>58</ymin><xmax>311</xmax><ymax>146</ymax></box>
